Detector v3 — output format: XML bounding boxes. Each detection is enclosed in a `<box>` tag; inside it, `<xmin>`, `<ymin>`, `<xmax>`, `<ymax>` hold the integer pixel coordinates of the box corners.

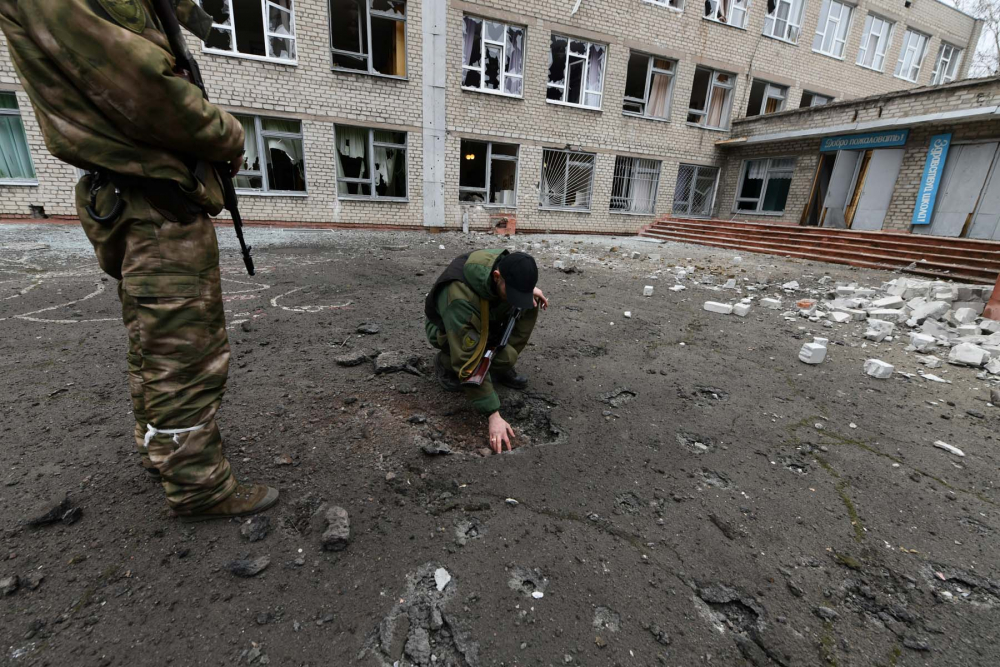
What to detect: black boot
<box><xmin>496</xmin><ymin>367</ymin><xmax>528</xmax><ymax>390</ymax></box>
<box><xmin>435</xmin><ymin>351</ymin><xmax>461</xmax><ymax>392</ymax></box>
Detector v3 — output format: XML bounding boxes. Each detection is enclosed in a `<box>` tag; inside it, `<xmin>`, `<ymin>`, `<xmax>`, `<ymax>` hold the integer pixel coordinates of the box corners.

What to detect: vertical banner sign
<box><xmin>911</xmin><ymin>133</ymin><xmax>952</xmax><ymax>226</ymax></box>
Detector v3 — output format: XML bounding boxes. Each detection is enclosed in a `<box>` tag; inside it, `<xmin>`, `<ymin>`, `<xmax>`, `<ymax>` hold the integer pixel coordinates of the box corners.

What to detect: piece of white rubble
<box><xmin>829</xmin><ymin>312</ymin><xmax>852</xmax><ymax>324</ymax></box>
<box><xmin>910</xmin><ymin>333</ymin><xmax>937</xmax><ymax>352</ymax></box>
<box><xmin>872</xmin><ymin>296</ymin><xmax>904</xmax><ymax>309</ymax></box>
<box><xmin>864</xmin><ymin>359</ymin><xmax>894</xmax><ymax>379</ymax></box>
<box><xmin>669</xmin><ymin>284</ymin><xmax>686</xmax><ymax>292</ymax></box>
<box><xmin>704</xmin><ymin>301</ymin><xmax>733</xmax><ymax>315</ymax></box>
<box><xmin>435</xmin><ymin>567</ymin><xmax>452</xmax><ymax>591</ymax></box>
<box><xmin>918</xmin><ymin>355</ymin><xmax>943</xmax><ymax>369</ymax></box>
<box><xmin>865</xmin><ymin>319</ymin><xmax>895</xmax><ymax>342</ymax></box>
<box><xmin>800</xmin><ymin>339</ymin><xmax>828</xmax><ymax>365</ymax></box>
<box><xmin>949</xmin><ymin>343</ymin><xmax>991</xmax><ymax>368</ymax></box>
<box><xmin>761</xmin><ymin>298</ymin><xmax>782</xmax><ymax>309</ymax></box>
<box><xmin>624</xmin><ymin>311</ymin><xmax>632</xmax><ymax>319</ymax></box>
<box><xmin>933</xmin><ymin>440</ymin><xmax>965</xmax><ymax>457</ymax></box>
<box><xmin>782</xmin><ymin>281</ymin><xmax>800</xmax><ymax>290</ymax></box>
<box><xmin>643</xmin><ymin>286</ymin><xmax>654</xmax><ymax>297</ymax></box>
<box><xmin>733</xmin><ymin>303</ymin><xmax>751</xmax><ymax>317</ymax></box>
<box><xmin>868</xmin><ymin>309</ymin><xmax>906</xmax><ymax>323</ymax></box>
<box><xmin>986</xmin><ymin>358</ymin><xmax>1000</xmax><ymax>375</ymax></box>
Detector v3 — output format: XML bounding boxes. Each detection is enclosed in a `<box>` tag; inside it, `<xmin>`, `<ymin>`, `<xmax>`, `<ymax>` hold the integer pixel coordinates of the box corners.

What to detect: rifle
<box><xmin>150</xmin><ymin>0</ymin><xmax>255</xmax><ymax>276</ymax></box>
<box><xmin>462</xmin><ymin>309</ymin><xmax>522</xmax><ymax>387</ymax></box>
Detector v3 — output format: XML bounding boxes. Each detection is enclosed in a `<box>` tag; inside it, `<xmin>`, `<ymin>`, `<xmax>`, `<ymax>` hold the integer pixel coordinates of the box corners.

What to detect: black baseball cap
<box><xmin>498</xmin><ymin>252</ymin><xmax>538</xmax><ymax>310</ymax></box>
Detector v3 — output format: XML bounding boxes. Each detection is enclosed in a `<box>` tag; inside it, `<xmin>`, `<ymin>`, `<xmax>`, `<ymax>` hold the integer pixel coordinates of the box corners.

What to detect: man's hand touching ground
<box><xmin>488</xmin><ymin>411</ymin><xmax>515</xmax><ymax>453</ymax></box>
<box><xmin>533</xmin><ymin>287</ymin><xmax>549</xmax><ymax>310</ymax></box>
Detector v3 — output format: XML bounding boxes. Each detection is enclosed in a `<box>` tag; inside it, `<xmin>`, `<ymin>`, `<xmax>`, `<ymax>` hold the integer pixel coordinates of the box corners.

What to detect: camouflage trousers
<box><xmin>77</xmin><ymin>175</ymin><xmax>237</xmax><ymax>514</ymax></box>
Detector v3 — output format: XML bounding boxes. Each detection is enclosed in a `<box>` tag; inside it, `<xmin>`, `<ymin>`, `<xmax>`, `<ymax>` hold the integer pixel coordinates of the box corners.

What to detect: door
<box><xmin>801</xmin><ymin>154</ymin><xmax>835</xmax><ymax>226</ymax></box>
<box><xmin>968</xmin><ymin>150</ymin><xmax>1000</xmax><ymax>239</ymax></box>
<box><xmin>851</xmin><ymin>148</ymin><xmax>905</xmax><ymax>231</ymax></box>
<box><xmin>916</xmin><ymin>142</ymin><xmax>998</xmax><ymax>238</ymax></box>
<box><xmin>844</xmin><ymin>150</ymin><xmax>873</xmax><ymax>228</ymax></box>
<box><xmin>821</xmin><ymin>150</ymin><xmax>862</xmax><ymax>228</ymax></box>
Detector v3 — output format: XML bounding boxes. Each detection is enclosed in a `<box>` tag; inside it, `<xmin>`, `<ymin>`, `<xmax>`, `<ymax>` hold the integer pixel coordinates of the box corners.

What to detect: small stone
<box><xmin>505</xmin><ymin>498</ymin><xmax>519</xmax><ymax>507</ymax></box>
<box><xmin>227</xmin><ymin>555</ymin><xmax>270</xmax><ymax>578</ymax></box>
<box><xmin>240</xmin><ymin>516</ymin><xmax>270</xmax><ymax>543</ymax></box>
<box><xmin>334</xmin><ymin>350</ymin><xmax>371</xmax><ymax>367</ymax></box>
<box><xmin>864</xmin><ymin>359</ymin><xmax>894</xmax><ymax>379</ymax></box>
<box><xmin>273</xmin><ymin>453</ymin><xmax>293</xmax><ymax>466</ymax></box>
<box><xmin>417</xmin><ymin>436</ymin><xmax>453</xmax><ymax>456</ymax></box>
<box><xmin>407</xmin><ymin>415</ymin><xmax>427</xmax><ymax>424</ymax></box>
<box><xmin>373</xmin><ymin>351</ymin><xmax>419</xmax><ymax>374</ymax></box>
<box><xmin>902</xmin><ymin>636</ymin><xmax>931</xmax><ymax>652</ymax></box>
<box><xmin>356</xmin><ymin>323</ymin><xmax>380</xmax><ymax>335</ymax></box>
<box><xmin>0</xmin><ymin>575</ymin><xmax>19</xmax><ymax>596</ymax></box>
<box><xmin>240</xmin><ymin>320</ymin><xmax>252</xmax><ymax>333</ymax></box>
<box><xmin>782</xmin><ymin>281</ymin><xmax>800</xmax><ymax>290</ymax></box>
<box><xmin>434</xmin><ymin>567</ymin><xmax>452</xmax><ymax>591</ymax></box>
<box><xmin>733</xmin><ymin>303</ymin><xmax>751</xmax><ymax>317</ymax></box>
<box><xmin>624</xmin><ymin>311</ymin><xmax>632</xmax><ymax>319</ymax></box>
<box><xmin>814</xmin><ymin>606</ymin><xmax>839</xmax><ymax>621</ymax></box>
<box><xmin>643</xmin><ymin>286</ymin><xmax>654</xmax><ymax>297</ymax></box>
<box><xmin>25</xmin><ymin>572</ymin><xmax>44</xmax><ymax>591</ymax></box>
<box><xmin>25</xmin><ymin>494</ymin><xmax>73</xmax><ymax>528</ymax></box>
<box><xmin>319</xmin><ymin>506</ymin><xmax>350</xmax><ymax>552</ymax></box>
<box><xmin>385</xmin><ymin>472</ymin><xmax>397</xmax><ymax>481</ymax></box>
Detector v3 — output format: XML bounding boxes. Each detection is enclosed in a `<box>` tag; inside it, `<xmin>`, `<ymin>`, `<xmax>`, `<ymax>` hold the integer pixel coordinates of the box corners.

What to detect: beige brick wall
<box><xmin>0</xmin><ymin>0</ymin><xmax>981</xmax><ymax>232</ymax></box>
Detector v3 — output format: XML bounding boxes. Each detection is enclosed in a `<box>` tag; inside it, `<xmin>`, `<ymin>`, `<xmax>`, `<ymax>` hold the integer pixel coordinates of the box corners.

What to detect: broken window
<box><xmin>931</xmin><ymin>43</ymin><xmax>962</xmax><ymax>85</ymax></box>
<box><xmin>0</xmin><ymin>92</ymin><xmax>35</xmax><ymax>182</ymax></box>
<box><xmin>623</xmin><ymin>52</ymin><xmax>675</xmax><ymax>120</ymax></box>
<box><xmin>540</xmin><ymin>149</ymin><xmax>595</xmax><ymax>210</ymax></box>
<box><xmin>330</xmin><ymin>0</ymin><xmax>406</xmax><ymax>77</ymax></box>
<box><xmin>763</xmin><ymin>0</ymin><xmax>804</xmax><ymax>43</ymax></box>
<box><xmin>232</xmin><ymin>114</ymin><xmax>305</xmax><ymax>193</ymax></box>
<box><xmin>459</xmin><ymin>140</ymin><xmax>519</xmax><ymax>205</ymax></box>
<box><xmin>812</xmin><ymin>0</ymin><xmax>852</xmax><ymax>58</ymax></box>
<box><xmin>462</xmin><ymin>17</ymin><xmax>525</xmax><ymax>96</ymax></box>
<box><xmin>735</xmin><ymin>157</ymin><xmax>795</xmax><ymax>213</ymax></box>
<box><xmin>643</xmin><ymin>0</ymin><xmax>684</xmax><ymax>9</ymax></box>
<box><xmin>894</xmin><ymin>29</ymin><xmax>929</xmax><ymax>82</ymax></box>
<box><xmin>703</xmin><ymin>0</ymin><xmax>749</xmax><ymax>29</ymax></box>
<box><xmin>673</xmin><ymin>164</ymin><xmax>719</xmax><ymax>217</ymax></box>
<box><xmin>745</xmin><ymin>79</ymin><xmax>787</xmax><ymax>117</ymax></box>
<box><xmin>687</xmin><ymin>67</ymin><xmax>734</xmax><ymax>129</ymax></box>
<box><xmin>202</xmin><ymin>0</ymin><xmax>297</xmax><ymax>61</ymax></box>
<box><xmin>547</xmin><ymin>35</ymin><xmax>606</xmax><ymax>110</ymax></box>
<box><xmin>610</xmin><ymin>157</ymin><xmax>661</xmax><ymax>215</ymax></box>
<box><xmin>856</xmin><ymin>14</ymin><xmax>894</xmax><ymax>72</ymax></box>
<box><xmin>799</xmin><ymin>91</ymin><xmax>832</xmax><ymax>108</ymax></box>
<box><xmin>335</xmin><ymin>125</ymin><xmax>407</xmax><ymax>200</ymax></box>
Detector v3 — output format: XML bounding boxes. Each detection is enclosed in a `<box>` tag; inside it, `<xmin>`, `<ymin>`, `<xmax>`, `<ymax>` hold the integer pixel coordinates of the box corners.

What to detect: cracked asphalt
<box><xmin>2</xmin><ymin>222</ymin><xmax>999</xmax><ymax>666</ymax></box>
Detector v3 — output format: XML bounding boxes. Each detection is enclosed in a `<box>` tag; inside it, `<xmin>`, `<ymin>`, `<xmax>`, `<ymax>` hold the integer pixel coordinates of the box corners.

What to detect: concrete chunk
<box><xmin>761</xmin><ymin>298</ymin><xmax>782</xmax><ymax>310</ymax></box>
<box><xmin>643</xmin><ymin>285</ymin><xmax>654</xmax><ymax>297</ymax></box>
<box><xmin>829</xmin><ymin>312</ymin><xmax>852</xmax><ymax>324</ymax></box>
<box><xmin>782</xmin><ymin>281</ymin><xmax>800</xmax><ymax>290</ymax></box>
<box><xmin>704</xmin><ymin>301</ymin><xmax>733</xmax><ymax>315</ymax></box>
<box><xmin>918</xmin><ymin>355</ymin><xmax>943</xmax><ymax>369</ymax></box>
<box><xmin>800</xmin><ymin>342</ymin><xmax>827</xmax><ymax>365</ymax></box>
<box><xmin>865</xmin><ymin>319</ymin><xmax>895</xmax><ymax>342</ymax></box>
<box><xmin>980</xmin><ymin>319</ymin><xmax>1000</xmax><ymax>334</ymax></box>
<box><xmin>949</xmin><ymin>343</ymin><xmax>991</xmax><ymax>367</ymax></box>
<box><xmin>868</xmin><ymin>309</ymin><xmax>906</xmax><ymax>323</ymax></box>
<box><xmin>873</xmin><ymin>295</ymin><xmax>904</xmax><ymax>309</ymax></box>
<box><xmin>909</xmin><ymin>333</ymin><xmax>937</xmax><ymax>352</ymax></box>
<box><xmin>864</xmin><ymin>359</ymin><xmax>895</xmax><ymax>379</ymax></box>
<box><xmin>911</xmin><ymin>301</ymin><xmax>950</xmax><ymax>323</ymax></box>
<box><xmin>953</xmin><ymin>307</ymin><xmax>979</xmax><ymax>324</ymax></box>
<box><xmin>733</xmin><ymin>303</ymin><xmax>751</xmax><ymax>317</ymax></box>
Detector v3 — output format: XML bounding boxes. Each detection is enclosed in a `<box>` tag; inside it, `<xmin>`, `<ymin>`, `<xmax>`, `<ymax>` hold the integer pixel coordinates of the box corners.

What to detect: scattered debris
<box><xmin>240</xmin><ymin>516</ymin><xmax>271</xmax><ymax>543</ymax></box>
<box><xmin>227</xmin><ymin>555</ymin><xmax>270</xmax><ymax>578</ymax></box>
<box><xmin>799</xmin><ymin>337</ymin><xmax>828</xmax><ymax>365</ymax></box>
<box><xmin>335</xmin><ymin>349</ymin><xmax>373</xmax><ymax>367</ymax></box>
<box><xmin>24</xmin><ymin>494</ymin><xmax>80</xmax><ymax>528</ymax></box>
<box><xmin>356</xmin><ymin>323</ymin><xmax>380</xmax><ymax>335</ymax></box>
<box><xmin>864</xmin><ymin>359</ymin><xmax>894</xmax><ymax>379</ymax></box>
<box><xmin>0</xmin><ymin>575</ymin><xmax>19</xmax><ymax>596</ymax></box>
<box><xmin>434</xmin><ymin>567</ymin><xmax>452</xmax><ymax>592</ymax></box>
<box><xmin>374</xmin><ymin>351</ymin><xmax>421</xmax><ymax>375</ymax></box>
<box><xmin>418</xmin><ymin>435</ymin><xmax>453</xmax><ymax>456</ymax></box>
<box><xmin>933</xmin><ymin>440</ymin><xmax>965</xmax><ymax>457</ymax></box>
<box><xmin>600</xmin><ymin>387</ymin><xmax>636</xmax><ymax>408</ymax></box>
<box><xmin>704</xmin><ymin>301</ymin><xmax>733</xmax><ymax>315</ymax></box>
<box><xmin>317</xmin><ymin>505</ymin><xmax>351</xmax><ymax>552</ymax></box>
<box><xmin>643</xmin><ymin>286</ymin><xmax>654</xmax><ymax>297</ymax></box>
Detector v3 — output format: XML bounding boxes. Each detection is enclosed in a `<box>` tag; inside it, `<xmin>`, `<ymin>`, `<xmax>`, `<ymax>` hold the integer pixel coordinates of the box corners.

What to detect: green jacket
<box><xmin>0</xmin><ymin>0</ymin><xmax>243</xmax><ymax>213</ymax></box>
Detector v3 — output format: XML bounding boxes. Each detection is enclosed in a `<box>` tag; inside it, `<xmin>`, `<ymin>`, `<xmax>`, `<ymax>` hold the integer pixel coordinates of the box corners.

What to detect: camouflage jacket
<box><xmin>0</xmin><ymin>0</ymin><xmax>243</xmax><ymax>212</ymax></box>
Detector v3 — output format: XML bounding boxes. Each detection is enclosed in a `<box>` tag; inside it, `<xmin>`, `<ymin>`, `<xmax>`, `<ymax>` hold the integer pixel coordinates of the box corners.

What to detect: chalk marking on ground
<box><xmin>12</xmin><ymin>281</ymin><xmax>118</xmax><ymax>324</ymax></box>
<box><xmin>269</xmin><ymin>286</ymin><xmax>352</xmax><ymax>313</ymax></box>
<box><xmin>1</xmin><ymin>279</ymin><xmax>41</xmax><ymax>301</ymax></box>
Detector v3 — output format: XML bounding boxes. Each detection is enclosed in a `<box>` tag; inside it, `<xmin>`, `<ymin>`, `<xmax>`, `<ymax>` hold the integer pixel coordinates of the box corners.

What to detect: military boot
<box><xmin>177</xmin><ymin>483</ymin><xmax>279</xmax><ymax>523</ymax></box>
<box><xmin>496</xmin><ymin>367</ymin><xmax>529</xmax><ymax>390</ymax></box>
<box><xmin>435</xmin><ymin>351</ymin><xmax>461</xmax><ymax>392</ymax></box>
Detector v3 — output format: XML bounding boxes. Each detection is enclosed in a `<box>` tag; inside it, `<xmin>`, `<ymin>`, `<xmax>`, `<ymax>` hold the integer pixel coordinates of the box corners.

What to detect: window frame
<box><xmin>0</xmin><ymin>92</ymin><xmax>38</xmax><ymax>186</ymax></box>
<box><xmin>704</xmin><ymin>0</ymin><xmax>750</xmax><ymax>30</ymax></box>
<box><xmin>894</xmin><ymin>28</ymin><xmax>929</xmax><ymax>82</ymax></box>
<box><xmin>546</xmin><ymin>34</ymin><xmax>608</xmax><ymax>111</ymax></box>
<box><xmin>746</xmin><ymin>79</ymin><xmax>789</xmax><ymax>116</ymax></box>
<box><xmin>763</xmin><ymin>0</ymin><xmax>806</xmax><ymax>44</ymax></box>
<box><xmin>733</xmin><ymin>157</ymin><xmax>797</xmax><ymax>214</ymax></box>
<box><xmin>460</xmin><ymin>16</ymin><xmax>526</xmax><ymax>98</ymax></box>
<box><xmin>232</xmin><ymin>114</ymin><xmax>307</xmax><ymax>196</ymax></box>
<box><xmin>642</xmin><ymin>0</ymin><xmax>684</xmax><ymax>11</ymax></box>
<box><xmin>201</xmin><ymin>0</ymin><xmax>299</xmax><ymax>65</ymax></box>
<box><xmin>811</xmin><ymin>0</ymin><xmax>853</xmax><ymax>59</ymax></box>
<box><xmin>538</xmin><ymin>148</ymin><xmax>597</xmax><ymax>212</ymax></box>
<box><xmin>856</xmin><ymin>13</ymin><xmax>895</xmax><ymax>72</ymax></box>
<box><xmin>672</xmin><ymin>164</ymin><xmax>720</xmax><ymax>217</ymax></box>
<box><xmin>686</xmin><ymin>67</ymin><xmax>736</xmax><ymax>131</ymax></box>
<box><xmin>622</xmin><ymin>52</ymin><xmax>677</xmax><ymax>122</ymax></box>
<box><xmin>800</xmin><ymin>90</ymin><xmax>833</xmax><ymax>107</ymax></box>
<box><xmin>610</xmin><ymin>156</ymin><xmax>662</xmax><ymax>215</ymax></box>
<box><xmin>458</xmin><ymin>139</ymin><xmax>520</xmax><ymax>207</ymax></box>
<box><xmin>334</xmin><ymin>125</ymin><xmax>409</xmax><ymax>202</ymax></box>
<box><xmin>930</xmin><ymin>42</ymin><xmax>963</xmax><ymax>85</ymax></box>
<box><xmin>329</xmin><ymin>0</ymin><xmax>408</xmax><ymax>79</ymax></box>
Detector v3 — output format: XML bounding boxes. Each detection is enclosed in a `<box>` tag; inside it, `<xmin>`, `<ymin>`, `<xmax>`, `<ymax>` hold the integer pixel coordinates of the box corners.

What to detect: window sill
<box><xmin>893</xmin><ymin>74</ymin><xmax>920</xmax><ymax>83</ymax></box>
<box><xmin>685</xmin><ymin>122</ymin><xmax>730</xmax><ymax>132</ymax></box>
<box><xmin>642</xmin><ymin>0</ymin><xmax>685</xmax><ymax>12</ymax></box>
<box><xmin>702</xmin><ymin>17</ymin><xmax>747</xmax><ymax>30</ymax></box>
<box><xmin>236</xmin><ymin>190</ymin><xmax>308</xmax><ymax>197</ymax></box>
<box><xmin>201</xmin><ymin>48</ymin><xmax>297</xmax><ymax>67</ymax></box>
<box><xmin>538</xmin><ymin>206</ymin><xmax>592</xmax><ymax>213</ymax></box>
<box><xmin>812</xmin><ymin>48</ymin><xmax>846</xmax><ymax>61</ymax></box>
<box><xmin>545</xmin><ymin>99</ymin><xmax>602</xmax><ymax>113</ymax></box>
<box><xmin>461</xmin><ymin>86</ymin><xmax>523</xmax><ymax>100</ymax></box>
<box><xmin>857</xmin><ymin>63</ymin><xmax>886</xmax><ymax>73</ymax></box>
<box><xmin>733</xmin><ymin>208</ymin><xmax>786</xmax><ymax>216</ymax></box>
<box><xmin>0</xmin><ymin>179</ymin><xmax>39</xmax><ymax>187</ymax></box>
<box><xmin>610</xmin><ymin>210</ymin><xmax>657</xmax><ymax>216</ymax></box>
<box><xmin>460</xmin><ymin>201</ymin><xmax>518</xmax><ymax>209</ymax></box>
<box><xmin>338</xmin><ymin>196</ymin><xmax>410</xmax><ymax>203</ymax></box>
<box><xmin>623</xmin><ymin>111</ymin><xmax>672</xmax><ymax>124</ymax></box>
<box><xmin>763</xmin><ymin>33</ymin><xmax>799</xmax><ymax>46</ymax></box>
<box><xmin>331</xmin><ymin>67</ymin><xmax>409</xmax><ymax>82</ymax></box>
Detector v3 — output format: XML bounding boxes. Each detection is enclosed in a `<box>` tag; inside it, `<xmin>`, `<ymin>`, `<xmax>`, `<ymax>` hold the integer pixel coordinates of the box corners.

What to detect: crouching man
<box><xmin>425</xmin><ymin>250</ymin><xmax>548</xmax><ymax>453</ymax></box>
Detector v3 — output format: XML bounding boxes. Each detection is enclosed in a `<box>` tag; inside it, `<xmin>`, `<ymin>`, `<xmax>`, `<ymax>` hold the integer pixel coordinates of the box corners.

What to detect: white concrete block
<box><xmin>873</xmin><ymin>295</ymin><xmax>905</xmax><ymax>309</ymax></box>
<box><xmin>733</xmin><ymin>303</ymin><xmax>751</xmax><ymax>317</ymax></box>
<box><xmin>669</xmin><ymin>284</ymin><xmax>686</xmax><ymax>292</ymax></box>
<box><xmin>954</xmin><ymin>301</ymin><xmax>986</xmax><ymax>315</ymax></box>
<box><xmin>643</xmin><ymin>286</ymin><xmax>654</xmax><ymax>297</ymax></box>
<box><xmin>704</xmin><ymin>301</ymin><xmax>733</xmax><ymax>315</ymax></box>
<box><xmin>868</xmin><ymin>309</ymin><xmax>906</xmax><ymax>323</ymax></box>
<box><xmin>829</xmin><ymin>312</ymin><xmax>852</xmax><ymax>323</ymax></box>
<box><xmin>624</xmin><ymin>311</ymin><xmax>632</xmax><ymax>318</ymax></box>
<box><xmin>909</xmin><ymin>333</ymin><xmax>937</xmax><ymax>352</ymax></box>
<box><xmin>911</xmin><ymin>301</ymin><xmax>950</xmax><ymax>323</ymax></box>
<box><xmin>782</xmin><ymin>281</ymin><xmax>800</xmax><ymax>290</ymax></box>
<box><xmin>724</xmin><ymin>278</ymin><xmax>737</xmax><ymax>289</ymax></box>
<box><xmin>954</xmin><ymin>307</ymin><xmax>979</xmax><ymax>324</ymax></box>
<box><xmin>761</xmin><ymin>298</ymin><xmax>782</xmax><ymax>309</ymax></box>
<box><xmin>981</xmin><ymin>319</ymin><xmax>1000</xmax><ymax>334</ymax></box>
<box><xmin>986</xmin><ymin>358</ymin><xmax>1000</xmax><ymax>375</ymax></box>
<box><xmin>836</xmin><ymin>286</ymin><xmax>856</xmax><ymax>296</ymax></box>
<box><xmin>918</xmin><ymin>355</ymin><xmax>943</xmax><ymax>369</ymax></box>
<box><xmin>949</xmin><ymin>343</ymin><xmax>991</xmax><ymax>367</ymax></box>
<box><xmin>864</xmin><ymin>359</ymin><xmax>895</xmax><ymax>379</ymax></box>
<box><xmin>865</xmin><ymin>319</ymin><xmax>895</xmax><ymax>342</ymax></box>
<box><xmin>813</xmin><ymin>337</ymin><xmax>829</xmax><ymax>347</ymax></box>
<box><xmin>553</xmin><ymin>260</ymin><xmax>566</xmax><ymax>270</ymax></box>
<box><xmin>799</xmin><ymin>342</ymin><xmax>827</xmax><ymax>364</ymax></box>
<box><xmin>956</xmin><ymin>324</ymin><xmax>980</xmax><ymax>336</ymax></box>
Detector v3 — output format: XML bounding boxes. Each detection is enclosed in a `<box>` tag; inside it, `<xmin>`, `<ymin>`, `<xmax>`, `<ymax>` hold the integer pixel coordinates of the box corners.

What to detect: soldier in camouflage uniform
<box><xmin>0</xmin><ymin>0</ymin><xmax>278</xmax><ymax>520</ymax></box>
<box><xmin>425</xmin><ymin>250</ymin><xmax>547</xmax><ymax>453</ymax></box>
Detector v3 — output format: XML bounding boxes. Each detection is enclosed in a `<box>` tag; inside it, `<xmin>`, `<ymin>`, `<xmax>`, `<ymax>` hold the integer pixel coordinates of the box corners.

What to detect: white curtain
<box><xmin>747</xmin><ymin>160</ymin><xmax>768</xmax><ymax>180</ymax></box>
<box><xmin>648</xmin><ymin>73</ymin><xmax>671</xmax><ymax>118</ymax></box>
<box><xmin>336</xmin><ymin>126</ymin><xmax>368</xmax><ymax>179</ymax></box>
<box><xmin>462</xmin><ymin>17</ymin><xmax>479</xmax><ymax>68</ymax></box>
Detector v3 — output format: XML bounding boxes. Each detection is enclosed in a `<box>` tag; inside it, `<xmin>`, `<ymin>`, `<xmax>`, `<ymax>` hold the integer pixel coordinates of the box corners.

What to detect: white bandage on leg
<box><xmin>143</xmin><ymin>422</ymin><xmax>208</xmax><ymax>449</ymax></box>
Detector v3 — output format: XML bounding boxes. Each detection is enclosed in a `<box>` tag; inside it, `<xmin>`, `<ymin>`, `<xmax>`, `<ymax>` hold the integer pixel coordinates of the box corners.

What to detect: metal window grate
<box><xmin>673</xmin><ymin>164</ymin><xmax>719</xmax><ymax>217</ymax></box>
<box><xmin>540</xmin><ymin>149</ymin><xmax>596</xmax><ymax>210</ymax></box>
<box><xmin>610</xmin><ymin>157</ymin><xmax>661</xmax><ymax>214</ymax></box>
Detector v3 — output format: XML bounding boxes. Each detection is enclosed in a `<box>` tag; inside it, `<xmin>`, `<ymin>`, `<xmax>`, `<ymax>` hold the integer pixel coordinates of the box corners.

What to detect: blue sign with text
<box><xmin>819</xmin><ymin>130</ymin><xmax>910</xmax><ymax>152</ymax></box>
<box><xmin>911</xmin><ymin>133</ymin><xmax>952</xmax><ymax>226</ymax></box>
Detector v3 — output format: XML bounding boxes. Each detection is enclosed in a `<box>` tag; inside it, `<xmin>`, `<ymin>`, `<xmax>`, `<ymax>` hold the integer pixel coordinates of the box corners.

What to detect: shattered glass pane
<box><xmin>332</xmin><ymin>52</ymin><xmax>368</xmax><ymax>70</ymax></box>
<box><xmin>586</xmin><ymin>44</ymin><xmax>605</xmax><ymax>93</ymax></box>
<box><xmin>262</xmin><ymin>117</ymin><xmax>300</xmax><ymax>133</ymax></box>
<box><xmin>265</xmin><ymin>135</ymin><xmax>305</xmax><ymax>191</ymax></box>
<box><xmin>484</xmin><ymin>21</ymin><xmax>504</xmax><ymax>42</ymax></box>
<box><xmin>374</xmin><ymin>130</ymin><xmax>406</xmax><ymax>145</ymax></box>
<box><xmin>463</xmin><ymin>69</ymin><xmax>482</xmax><ymax>88</ymax></box>
<box><xmin>203</xmin><ymin>0</ymin><xmax>231</xmax><ymax>25</ymax></box>
<box><xmin>459</xmin><ymin>189</ymin><xmax>487</xmax><ymax>203</ymax></box>
<box><xmin>505</xmin><ymin>26</ymin><xmax>524</xmax><ymax>77</ymax></box>
<box><xmin>491</xmin><ymin>143</ymin><xmax>517</xmax><ymax>157</ymax></box>
<box><xmin>268</xmin><ymin>5</ymin><xmax>293</xmax><ymax>36</ymax></box>
<box><xmin>548</xmin><ymin>35</ymin><xmax>567</xmax><ymax>86</ymax></box>
<box><xmin>335</xmin><ymin>125</ymin><xmax>370</xmax><ymax>181</ymax></box>
<box><xmin>566</xmin><ymin>56</ymin><xmax>584</xmax><ymax>104</ymax></box>
<box><xmin>235</xmin><ymin>114</ymin><xmax>260</xmax><ymax>171</ymax></box>
<box><xmin>463</xmin><ymin>17</ymin><xmax>482</xmax><ymax>69</ymax></box>
<box><xmin>547</xmin><ymin>86</ymin><xmax>564</xmax><ymax>101</ymax></box>
<box><xmin>503</xmin><ymin>76</ymin><xmax>522</xmax><ymax>96</ymax></box>
<box><xmin>370</xmin><ymin>0</ymin><xmax>405</xmax><ymax>16</ymax></box>
<box><xmin>234</xmin><ymin>174</ymin><xmax>263</xmax><ymax>190</ymax></box>
<box><xmin>338</xmin><ymin>181</ymin><xmax>371</xmax><ymax>197</ymax></box>
<box><xmin>268</xmin><ymin>37</ymin><xmax>295</xmax><ymax>60</ymax></box>
<box><xmin>206</xmin><ymin>27</ymin><xmax>233</xmax><ymax>51</ymax></box>
<box><xmin>331</xmin><ymin>0</ymin><xmax>366</xmax><ymax>55</ymax></box>
<box><xmin>484</xmin><ymin>45</ymin><xmax>501</xmax><ymax>90</ymax></box>
<box><xmin>373</xmin><ymin>146</ymin><xmax>406</xmax><ymax>198</ymax></box>
<box><xmin>624</xmin><ymin>53</ymin><xmax>647</xmax><ymax>101</ymax></box>
<box><xmin>233</xmin><ymin>0</ymin><xmax>266</xmax><ymax>56</ymax></box>
<box><xmin>459</xmin><ymin>140</ymin><xmax>488</xmax><ymax>189</ymax></box>
<box><xmin>371</xmin><ymin>15</ymin><xmax>406</xmax><ymax>76</ymax></box>
<box><xmin>570</xmin><ymin>40</ymin><xmax>587</xmax><ymax>55</ymax></box>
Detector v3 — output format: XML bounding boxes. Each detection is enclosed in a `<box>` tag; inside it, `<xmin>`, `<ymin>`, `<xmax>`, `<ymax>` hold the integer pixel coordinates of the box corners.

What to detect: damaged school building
<box><xmin>0</xmin><ymin>0</ymin><xmax>990</xmax><ymax>242</ymax></box>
